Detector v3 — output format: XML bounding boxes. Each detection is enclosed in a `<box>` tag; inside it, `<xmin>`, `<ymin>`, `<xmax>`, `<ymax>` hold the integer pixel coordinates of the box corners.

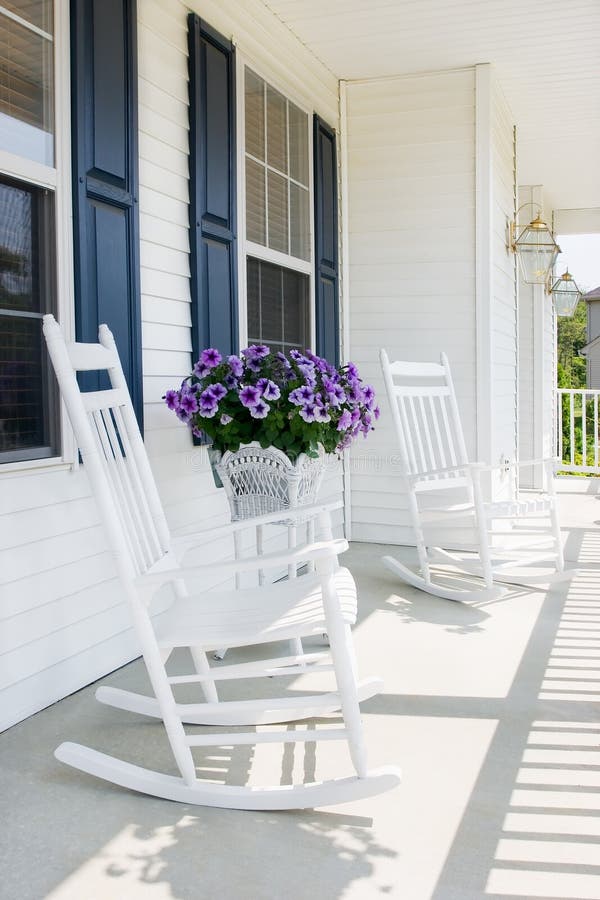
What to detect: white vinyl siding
<box><xmin>346</xmin><ymin>68</ymin><xmax>477</xmax><ymax>544</ymax></box>
<box><xmin>0</xmin><ymin>0</ymin><xmax>341</xmax><ymax>732</ymax></box>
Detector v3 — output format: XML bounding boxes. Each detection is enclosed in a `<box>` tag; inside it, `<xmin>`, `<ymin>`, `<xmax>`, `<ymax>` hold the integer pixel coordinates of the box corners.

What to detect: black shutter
<box><xmin>71</xmin><ymin>0</ymin><xmax>142</xmax><ymax>424</ymax></box>
<box><xmin>313</xmin><ymin>115</ymin><xmax>339</xmax><ymax>365</ymax></box>
<box><xmin>188</xmin><ymin>15</ymin><xmax>237</xmax><ymax>360</ymax></box>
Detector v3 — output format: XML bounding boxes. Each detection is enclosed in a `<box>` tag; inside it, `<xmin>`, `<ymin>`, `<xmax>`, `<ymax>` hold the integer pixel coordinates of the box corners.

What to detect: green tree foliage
<box><xmin>556</xmin><ymin>299</ymin><xmax>592</xmax><ymax>471</ymax></box>
<box><xmin>557</xmin><ymin>299</ymin><xmax>587</xmax><ymax>388</ymax></box>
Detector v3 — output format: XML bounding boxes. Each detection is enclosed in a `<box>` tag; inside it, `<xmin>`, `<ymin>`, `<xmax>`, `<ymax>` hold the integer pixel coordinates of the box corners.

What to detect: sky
<box><xmin>554</xmin><ymin>233</ymin><xmax>600</xmax><ymax>295</ymax></box>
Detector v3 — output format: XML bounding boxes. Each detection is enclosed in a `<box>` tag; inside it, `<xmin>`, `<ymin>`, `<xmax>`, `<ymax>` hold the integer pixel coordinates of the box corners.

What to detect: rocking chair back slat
<box><xmin>381</xmin><ymin>349</ymin><xmax>469</xmax><ymax>483</ymax></box>
<box><xmin>43</xmin><ymin>316</ymin><xmax>170</xmax><ymax>583</ymax></box>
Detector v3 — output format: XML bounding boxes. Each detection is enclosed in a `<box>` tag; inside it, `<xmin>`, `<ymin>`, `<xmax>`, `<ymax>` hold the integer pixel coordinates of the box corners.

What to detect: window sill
<box><xmin>0</xmin><ymin>456</ymin><xmax>75</xmax><ymax>478</ymax></box>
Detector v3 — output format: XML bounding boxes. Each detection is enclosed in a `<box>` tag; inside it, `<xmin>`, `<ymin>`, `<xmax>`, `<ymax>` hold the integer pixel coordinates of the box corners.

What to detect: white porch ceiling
<box><xmin>262</xmin><ymin>0</ymin><xmax>600</xmax><ymax>215</ymax></box>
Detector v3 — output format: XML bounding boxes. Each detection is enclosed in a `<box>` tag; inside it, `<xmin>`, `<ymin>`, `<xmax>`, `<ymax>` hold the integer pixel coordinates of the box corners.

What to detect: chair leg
<box><xmin>320</xmin><ymin>574</ymin><xmax>368</xmax><ymax>778</ymax></box>
<box><xmin>190</xmin><ymin>647</ymin><xmax>219</xmax><ymax>703</ymax></box>
<box><xmin>408</xmin><ymin>489</ymin><xmax>432</xmax><ymax>586</ymax></box>
<box><xmin>472</xmin><ymin>469</ymin><xmax>494</xmax><ymax>589</ymax></box>
<box><xmin>550</xmin><ymin>503</ymin><xmax>565</xmax><ymax>573</ymax></box>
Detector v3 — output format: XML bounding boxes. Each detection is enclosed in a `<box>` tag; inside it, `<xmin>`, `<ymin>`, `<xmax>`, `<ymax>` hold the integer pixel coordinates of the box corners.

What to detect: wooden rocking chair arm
<box><xmin>476</xmin><ymin>456</ymin><xmax>558</xmax><ymax>472</ymax></box>
<box><xmin>171</xmin><ymin>500</ymin><xmax>343</xmax><ymax>552</ymax></box>
<box><xmin>136</xmin><ymin>538</ymin><xmax>349</xmax><ymax>589</ymax></box>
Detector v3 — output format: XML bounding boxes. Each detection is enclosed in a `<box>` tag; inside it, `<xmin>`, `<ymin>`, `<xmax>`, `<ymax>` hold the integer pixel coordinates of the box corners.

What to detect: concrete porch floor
<box><xmin>2</xmin><ymin>478</ymin><xmax>600</xmax><ymax>900</ymax></box>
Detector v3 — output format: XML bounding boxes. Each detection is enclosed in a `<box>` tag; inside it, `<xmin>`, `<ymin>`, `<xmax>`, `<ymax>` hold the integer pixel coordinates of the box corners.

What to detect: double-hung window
<box><xmin>0</xmin><ymin>0</ymin><xmax>58</xmax><ymax>463</ymax></box>
<box><xmin>243</xmin><ymin>67</ymin><xmax>312</xmax><ymax>354</ymax></box>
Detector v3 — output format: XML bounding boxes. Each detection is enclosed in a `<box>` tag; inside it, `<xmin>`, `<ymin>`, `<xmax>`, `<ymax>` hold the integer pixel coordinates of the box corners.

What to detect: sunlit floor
<box><xmin>2</xmin><ymin>477</ymin><xmax>600</xmax><ymax>900</ymax></box>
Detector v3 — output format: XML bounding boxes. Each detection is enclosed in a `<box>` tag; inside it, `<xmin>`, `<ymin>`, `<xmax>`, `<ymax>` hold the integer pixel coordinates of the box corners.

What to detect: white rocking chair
<box><xmin>42</xmin><ymin>315</ymin><xmax>400</xmax><ymax>810</ymax></box>
<box><xmin>380</xmin><ymin>349</ymin><xmax>574</xmax><ymax>602</ymax></box>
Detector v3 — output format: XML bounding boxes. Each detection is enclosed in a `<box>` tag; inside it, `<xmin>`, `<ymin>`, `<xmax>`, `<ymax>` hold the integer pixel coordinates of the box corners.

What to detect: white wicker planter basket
<box><xmin>214</xmin><ymin>443</ymin><xmax>325</xmax><ymax>521</ymax></box>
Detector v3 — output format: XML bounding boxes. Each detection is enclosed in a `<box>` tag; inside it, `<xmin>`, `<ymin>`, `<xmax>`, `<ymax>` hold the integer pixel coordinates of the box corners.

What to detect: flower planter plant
<box><xmin>164</xmin><ymin>344</ymin><xmax>379</xmax><ymax>460</ymax></box>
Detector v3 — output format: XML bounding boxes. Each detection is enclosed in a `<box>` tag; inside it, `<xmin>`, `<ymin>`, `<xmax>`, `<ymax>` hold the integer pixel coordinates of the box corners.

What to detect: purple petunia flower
<box><xmin>337</xmin><ymin>410</ymin><xmax>352</xmax><ymax>431</ymax></box>
<box><xmin>197</xmin><ymin>388</ymin><xmax>218</xmax><ymax>418</ymax></box>
<box><xmin>224</xmin><ymin>373</ymin><xmax>238</xmax><ymax>390</ymax></box>
<box><xmin>299</xmin><ymin>403</ymin><xmax>317</xmax><ymax>423</ymax></box>
<box><xmin>276</xmin><ymin>351</ymin><xmax>291</xmax><ymax>369</ymax></box>
<box><xmin>207</xmin><ymin>382</ymin><xmax>227</xmax><ymax>401</ymax></box>
<box><xmin>242</xmin><ymin>344</ymin><xmax>270</xmax><ymax>360</ymax></box>
<box><xmin>346</xmin><ymin>361</ymin><xmax>359</xmax><ymax>379</ymax></box>
<box><xmin>350</xmin><ymin>407</ymin><xmax>362</xmax><ymax>424</ymax></box>
<box><xmin>220</xmin><ymin>414</ymin><xmax>233</xmax><ymax>425</ymax></box>
<box><xmin>176</xmin><ymin>407</ymin><xmax>191</xmax><ymax>423</ymax></box>
<box><xmin>200</xmin><ymin>348</ymin><xmax>222</xmax><ymax>368</ymax></box>
<box><xmin>250</xmin><ymin>398</ymin><xmax>270</xmax><ymax>419</ymax></box>
<box><xmin>239</xmin><ymin>384</ymin><xmax>261</xmax><ymax>408</ymax></box>
<box><xmin>246</xmin><ymin>357</ymin><xmax>263</xmax><ymax>373</ymax></box>
<box><xmin>180</xmin><ymin>392</ymin><xmax>199</xmax><ymax>415</ymax></box>
<box><xmin>227</xmin><ymin>355</ymin><xmax>244</xmax><ymax>377</ymax></box>
<box><xmin>289</xmin><ymin>385</ymin><xmax>315</xmax><ymax>406</ymax></box>
<box><xmin>347</xmin><ymin>381</ymin><xmax>363</xmax><ymax>403</ymax></box>
<box><xmin>257</xmin><ymin>378</ymin><xmax>281</xmax><ymax>401</ymax></box>
<box><xmin>313</xmin><ymin>404</ymin><xmax>331</xmax><ymax>423</ymax></box>
<box><xmin>193</xmin><ymin>360</ymin><xmax>210</xmax><ymax>378</ymax></box>
<box><xmin>164</xmin><ymin>389</ymin><xmax>180</xmax><ymax>411</ymax></box>
<box><xmin>362</xmin><ymin>384</ymin><xmax>375</xmax><ymax>407</ymax></box>
<box><xmin>373</xmin><ymin>406</ymin><xmax>381</xmax><ymax>420</ymax></box>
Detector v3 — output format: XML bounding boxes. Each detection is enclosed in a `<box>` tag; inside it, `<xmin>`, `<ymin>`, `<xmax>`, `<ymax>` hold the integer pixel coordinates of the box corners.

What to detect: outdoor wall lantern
<box><xmin>508</xmin><ymin>203</ymin><xmax>560</xmax><ymax>285</ymax></box>
<box><xmin>548</xmin><ymin>269</ymin><xmax>582</xmax><ymax>317</ymax></box>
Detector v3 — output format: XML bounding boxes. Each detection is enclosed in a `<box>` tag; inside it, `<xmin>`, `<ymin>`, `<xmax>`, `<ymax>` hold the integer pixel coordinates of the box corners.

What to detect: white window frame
<box><xmin>236</xmin><ymin>52</ymin><xmax>315</xmax><ymax>352</ymax></box>
<box><xmin>0</xmin><ymin>0</ymin><xmax>75</xmax><ymax>474</ymax></box>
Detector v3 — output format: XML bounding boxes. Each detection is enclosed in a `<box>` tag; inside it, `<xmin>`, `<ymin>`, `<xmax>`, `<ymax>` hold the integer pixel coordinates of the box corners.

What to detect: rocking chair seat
<box><xmin>154</xmin><ymin>567</ymin><xmax>357</xmax><ymax>650</ymax></box>
<box><xmin>487</xmin><ymin>497</ymin><xmax>553</xmax><ymax>518</ymax></box>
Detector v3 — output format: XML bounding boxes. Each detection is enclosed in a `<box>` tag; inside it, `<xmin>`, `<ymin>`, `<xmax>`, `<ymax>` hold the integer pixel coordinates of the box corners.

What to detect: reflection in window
<box><xmin>247</xmin><ymin>257</ymin><xmax>309</xmax><ymax>354</ymax></box>
<box><xmin>0</xmin><ymin>175</ymin><xmax>56</xmax><ymax>458</ymax></box>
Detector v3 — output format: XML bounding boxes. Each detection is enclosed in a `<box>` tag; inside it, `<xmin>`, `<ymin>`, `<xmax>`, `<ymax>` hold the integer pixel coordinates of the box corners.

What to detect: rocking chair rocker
<box><xmin>380</xmin><ymin>349</ymin><xmax>574</xmax><ymax>602</ymax></box>
<box><xmin>42</xmin><ymin>315</ymin><xmax>400</xmax><ymax>809</ymax></box>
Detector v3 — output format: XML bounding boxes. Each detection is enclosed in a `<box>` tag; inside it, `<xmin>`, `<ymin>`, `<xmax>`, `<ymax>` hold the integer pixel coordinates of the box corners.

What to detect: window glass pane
<box><xmin>244</xmin><ymin>68</ymin><xmax>264</xmax><ymax>161</ymax></box>
<box><xmin>267</xmin><ymin>169</ymin><xmax>288</xmax><ymax>254</ymax></box>
<box><xmin>245</xmin><ymin>157</ymin><xmax>265</xmax><ymax>245</ymax></box>
<box><xmin>283</xmin><ymin>268</ymin><xmax>309</xmax><ymax>348</ymax></box>
<box><xmin>0</xmin><ymin>314</ymin><xmax>45</xmax><ymax>451</ymax></box>
<box><xmin>246</xmin><ymin>256</ymin><xmax>260</xmax><ymax>340</ymax></box>
<box><xmin>290</xmin><ymin>183</ymin><xmax>310</xmax><ymax>261</ymax></box>
<box><xmin>247</xmin><ymin>258</ymin><xmax>308</xmax><ymax>353</ymax></box>
<box><xmin>0</xmin><ymin>176</ymin><xmax>35</xmax><ymax>310</ymax></box>
<box><xmin>2</xmin><ymin>1</ymin><xmax>52</xmax><ymax>31</ymax></box>
<box><xmin>259</xmin><ymin>261</ymin><xmax>282</xmax><ymax>342</ymax></box>
<box><xmin>0</xmin><ymin>3</ymin><xmax>54</xmax><ymax>166</ymax></box>
<box><xmin>0</xmin><ymin>174</ymin><xmax>56</xmax><ymax>459</ymax></box>
<box><xmin>266</xmin><ymin>84</ymin><xmax>287</xmax><ymax>174</ymax></box>
<box><xmin>288</xmin><ymin>102</ymin><xmax>308</xmax><ymax>186</ymax></box>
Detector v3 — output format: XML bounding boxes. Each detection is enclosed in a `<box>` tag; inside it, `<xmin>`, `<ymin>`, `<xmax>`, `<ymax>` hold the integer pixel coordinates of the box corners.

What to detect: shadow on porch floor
<box><xmin>2</xmin><ymin>478</ymin><xmax>599</xmax><ymax>899</ymax></box>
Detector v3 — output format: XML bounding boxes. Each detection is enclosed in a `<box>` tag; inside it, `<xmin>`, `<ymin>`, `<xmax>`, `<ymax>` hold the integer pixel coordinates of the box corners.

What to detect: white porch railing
<box><xmin>557</xmin><ymin>388</ymin><xmax>600</xmax><ymax>474</ymax></box>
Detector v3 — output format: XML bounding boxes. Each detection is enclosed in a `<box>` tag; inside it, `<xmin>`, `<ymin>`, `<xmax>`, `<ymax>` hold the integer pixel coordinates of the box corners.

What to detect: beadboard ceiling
<box><xmin>262</xmin><ymin>0</ymin><xmax>600</xmax><ymax>216</ymax></box>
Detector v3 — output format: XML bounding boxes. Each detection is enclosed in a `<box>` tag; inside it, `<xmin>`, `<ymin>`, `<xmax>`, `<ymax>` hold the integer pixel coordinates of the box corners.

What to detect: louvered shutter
<box><xmin>70</xmin><ymin>0</ymin><xmax>142</xmax><ymax>425</ymax></box>
<box><xmin>313</xmin><ymin>115</ymin><xmax>339</xmax><ymax>365</ymax></box>
<box><xmin>188</xmin><ymin>15</ymin><xmax>238</xmax><ymax>360</ymax></box>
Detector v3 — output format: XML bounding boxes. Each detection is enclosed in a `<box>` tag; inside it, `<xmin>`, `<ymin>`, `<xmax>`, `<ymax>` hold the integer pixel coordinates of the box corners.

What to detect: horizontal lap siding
<box><xmin>0</xmin><ymin>0</ymin><xmax>339</xmax><ymax>731</ymax></box>
<box><xmin>346</xmin><ymin>70</ymin><xmax>477</xmax><ymax>545</ymax></box>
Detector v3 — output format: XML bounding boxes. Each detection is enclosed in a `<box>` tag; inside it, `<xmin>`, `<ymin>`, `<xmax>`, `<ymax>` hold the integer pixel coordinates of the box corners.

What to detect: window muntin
<box><xmin>0</xmin><ymin>3</ymin><xmax>54</xmax><ymax>166</ymax></box>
